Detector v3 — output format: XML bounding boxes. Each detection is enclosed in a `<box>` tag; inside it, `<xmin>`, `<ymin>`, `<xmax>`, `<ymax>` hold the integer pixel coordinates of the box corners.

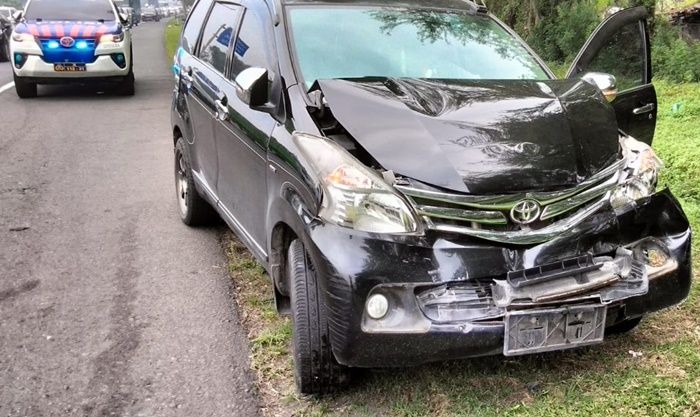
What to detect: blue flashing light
<box><xmin>47</xmin><ymin>40</ymin><xmax>60</xmax><ymax>49</ymax></box>
<box><xmin>76</xmin><ymin>40</ymin><xmax>89</xmax><ymax>50</ymax></box>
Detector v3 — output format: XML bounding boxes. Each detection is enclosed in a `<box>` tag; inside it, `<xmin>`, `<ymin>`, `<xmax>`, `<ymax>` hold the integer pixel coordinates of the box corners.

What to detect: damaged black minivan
<box><xmin>171</xmin><ymin>0</ymin><xmax>692</xmax><ymax>394</ymax></box>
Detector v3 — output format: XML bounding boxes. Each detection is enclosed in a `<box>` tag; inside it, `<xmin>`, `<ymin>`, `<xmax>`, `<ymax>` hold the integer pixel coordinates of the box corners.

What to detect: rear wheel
<box><xmin>288</xmin><ymin>239</ymin><xmax>348</xmax><ymax>395</ymax></box>
<box><xmin>174</xmin><ymin>137</ymin><xmax>216</xmax><ymax>226</ymax></box>
<box><xmin>14</xmin><ymin>74</ymin><xmax>37</xmax><ymax>99</ymax></box>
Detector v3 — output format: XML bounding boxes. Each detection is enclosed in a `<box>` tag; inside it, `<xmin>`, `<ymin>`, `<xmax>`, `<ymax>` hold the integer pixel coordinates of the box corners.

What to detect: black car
<box><xmin>171</xmin><ymin>0</ymin><xmax>692</xmax><ymax>394</ymax></box>
<box><xmin>0</xmin><ymin>13</ymin><xmax>11</xmax><ymax>62</ymax></box>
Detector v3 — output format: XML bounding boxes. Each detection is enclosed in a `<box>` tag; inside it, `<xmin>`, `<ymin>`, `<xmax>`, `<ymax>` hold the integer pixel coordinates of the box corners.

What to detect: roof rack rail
<box><xmin>465</xmin><ymin>0</ymin><xmax>488</xmax><ymax>13</ymax></box>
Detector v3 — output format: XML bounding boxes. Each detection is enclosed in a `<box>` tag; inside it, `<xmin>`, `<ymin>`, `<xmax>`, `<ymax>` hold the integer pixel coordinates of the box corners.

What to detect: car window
<box><xmin>182</xmin><ymin>0</ymin><xmax>213</xmax><ymax>55</ymax></box>
<box><xmin>288</xmin><ymin>7</ymin><xmax>549</xmax><ymax>88</ymax></box>
<box><xmin>25</xmin><ymin>0</ymin><xmax>115</xmax><ymax>21</ymax></box>
<box><xmin>231</xmin><ymin>9</ymin><xmax>273</xmax><ymax>78</ymax></box>
<box><xmin>230</xmin><ymin>5</ymin><xmax>279</xmax><ymax>102</ymax></box>
<box><xmin>583</xmin><ymin>22</ymin><xmax>645</xmax><ymax>91</ymax></box>
<box><xmin>198</xmin><ymin>2</ymin><xmax>242</xmax><ymax>75</ymax></box>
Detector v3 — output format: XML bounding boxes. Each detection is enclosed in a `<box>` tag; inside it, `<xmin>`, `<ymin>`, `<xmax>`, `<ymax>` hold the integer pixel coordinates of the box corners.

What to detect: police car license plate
<box><xmin>504</xmin><ymin>305</ymin><xmax>607</xmax><ymax>356</ymax></box>
<box><xmin>54</xmin><ymin>63</ymin><xmax>86</xmax><ymax>72</ymax></box>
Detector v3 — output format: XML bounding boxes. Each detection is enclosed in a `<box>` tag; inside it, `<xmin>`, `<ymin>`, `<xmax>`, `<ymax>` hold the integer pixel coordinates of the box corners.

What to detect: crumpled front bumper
<box><xmin>304</xmin><ymin>189</ymin><xmax>692</xmax><ymax>367</ymax></box>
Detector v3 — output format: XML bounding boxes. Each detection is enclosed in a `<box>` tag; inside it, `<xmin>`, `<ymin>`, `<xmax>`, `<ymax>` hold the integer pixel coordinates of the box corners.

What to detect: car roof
<box><xmin>281</xmin><ymin>0</ymin><xmax>480</xmax><ymax>12</ymax></box>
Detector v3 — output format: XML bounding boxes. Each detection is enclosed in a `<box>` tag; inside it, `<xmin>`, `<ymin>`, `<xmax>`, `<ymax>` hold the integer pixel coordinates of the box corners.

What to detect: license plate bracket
<box><xmin>54</xmin><ymin>63</ymin><xmax>87</xmax><ymax>72</ymax></box>
<box><xmin>504</xmin><ymin>305</ymin><xmax>607</xmax><ymax>356</ymax></box>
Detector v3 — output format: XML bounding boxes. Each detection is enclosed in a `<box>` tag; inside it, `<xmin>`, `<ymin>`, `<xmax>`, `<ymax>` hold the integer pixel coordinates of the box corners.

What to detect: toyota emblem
<box><xmin>510</xmin><ymin>199</ymin><xmax>542</xmax><ymax>225</ymax></box>
<box><xmin>60</xmin><ymin>37</ymin><xmax>75</xmax><ymax>48</ymax></box>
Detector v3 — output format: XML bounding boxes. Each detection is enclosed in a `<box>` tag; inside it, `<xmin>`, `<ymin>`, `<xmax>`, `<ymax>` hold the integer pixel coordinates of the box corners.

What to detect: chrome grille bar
<box><xmin>416</xmin><ymin>205</ymin><xmax>508</xmax><ymax>225</ymax></box>
<box><xmin>396</xmin><ymin>158</ymin><xmax>624</xmax><ymax>211</ymax></box>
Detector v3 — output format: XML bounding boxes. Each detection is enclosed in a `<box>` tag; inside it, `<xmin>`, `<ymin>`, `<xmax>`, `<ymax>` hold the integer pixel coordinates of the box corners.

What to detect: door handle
<box><xmin>180</xmin><ymin>66</ymin><xmax>193</xmax><ymax>92</ymax></box>
<box><xmin>214</xmin><ymin>98</ymin><xmax>229</xmax><ymax>121</ymax></box>
<box><xmin>633</xmin><ymin>103</ymin><xmax>655</xmax><ymax>115</ymax></box>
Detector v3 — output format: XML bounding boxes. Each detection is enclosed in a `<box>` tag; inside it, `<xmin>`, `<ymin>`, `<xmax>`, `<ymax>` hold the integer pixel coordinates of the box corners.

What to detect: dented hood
<box><xmin>316</xmin><ymin>78</ymin><xmax>621</xmax><ymax>194</ymax></box>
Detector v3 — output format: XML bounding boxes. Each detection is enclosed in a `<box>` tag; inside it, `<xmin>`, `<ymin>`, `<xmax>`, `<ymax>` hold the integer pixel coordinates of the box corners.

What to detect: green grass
<box><xmin>222</xmin><ymin>80</ymin><xmax>700</xmax><ymax>416</ymax></box>
<box><xmin>165</xmin><ymin>20</ymin><xmax>182</xmax><ymax>60</ymax></box>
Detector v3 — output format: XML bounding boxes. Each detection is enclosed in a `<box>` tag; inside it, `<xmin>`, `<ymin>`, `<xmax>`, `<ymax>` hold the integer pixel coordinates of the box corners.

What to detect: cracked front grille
<box><xmin>396</xmin><ymin>159</ymin><xmax>624</xmax><ymax>245</ymax></box>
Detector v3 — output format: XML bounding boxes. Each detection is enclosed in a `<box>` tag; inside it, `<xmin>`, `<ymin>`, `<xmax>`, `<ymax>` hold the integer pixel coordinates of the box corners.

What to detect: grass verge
<box><xmin>225</xmin><ymin>82</ymin><xmax>700</xmax><ymax>417</ymax></box>
<box><xmin>165</xmin><ymin>19</ymin><xmax>182</xmax><ymax>60</ymax></box>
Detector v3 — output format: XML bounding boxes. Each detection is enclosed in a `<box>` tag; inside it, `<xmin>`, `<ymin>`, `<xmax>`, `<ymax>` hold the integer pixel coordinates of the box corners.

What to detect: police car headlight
<box><xmin>293</xmin><ymin>132</ymin><xmax>418</xmax><ymax>234</ymax></box>
<box><xmin>100</xmin><ymin>33</ymin><xmax>124</xmax><ymax>44</ymax></box>
<box><xmin>610</xmin><ymin>135</ymin><xmax>662</xmax><ymax>210</ymax></box>
<box><xmin>12</xmin><ymin>33</ymin><xmax>36</xmax><ymax>43</ymax></box>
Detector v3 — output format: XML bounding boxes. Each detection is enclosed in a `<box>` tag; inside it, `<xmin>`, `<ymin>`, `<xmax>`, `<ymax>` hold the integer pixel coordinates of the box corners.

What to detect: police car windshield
<box><xmin>26</xmin><ymin>0</ymin><xmax>115</xmax><ymax>21</ymax></box>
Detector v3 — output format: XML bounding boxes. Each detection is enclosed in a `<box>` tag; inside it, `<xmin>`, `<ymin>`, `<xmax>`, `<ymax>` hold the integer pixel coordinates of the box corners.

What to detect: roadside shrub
<box><xmin>652</xmin><ymin>19</ymin><xmax>700</xmax><ymax>83</ymax></box>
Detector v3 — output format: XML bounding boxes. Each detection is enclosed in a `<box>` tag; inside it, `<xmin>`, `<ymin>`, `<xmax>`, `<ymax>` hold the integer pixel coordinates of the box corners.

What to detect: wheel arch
<box><xmin>269</xmin><ymin>221</ymin><xmax>298</xmax><ymax>315</ymax></box>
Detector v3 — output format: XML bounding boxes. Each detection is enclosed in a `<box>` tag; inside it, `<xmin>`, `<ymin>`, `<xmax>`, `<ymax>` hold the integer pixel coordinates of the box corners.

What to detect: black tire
<box><xmin>117</xmin><ymin>58</ymin><xmax>135</xmax><ymax>96</ymax></box>
<box><xmin>174</xmin><ymin>137</ymin><xmax>216</xmax><ymax>226</ymax></box>
<box><xmin>288</xmin><ymin>239</ymin><xmax>348</xmax><ymax>395</ymax></box>
<box><xmin>0</xmin><ymin>37</ymin><xmax>10</xmax><ymax>62</ymax></box>
<box><xmin>14</xmin><ymin>74</ymin><xmax>37</xmax><ymax>99</ymax></box>
<box><xmin>607</xmin><ymin>316</ymin><xmax>643</xmax><ymax>336</ymax></box>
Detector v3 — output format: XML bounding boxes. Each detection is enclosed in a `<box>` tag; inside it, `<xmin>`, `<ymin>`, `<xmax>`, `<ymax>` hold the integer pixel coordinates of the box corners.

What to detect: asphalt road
<box><xmin>0</xmin><ymin>61</ymin><xmax>12</xmax><ymax>87</ymax></box>
<box><xmin>0</xmin><ymin>23</ymin><xmax>260</xmax><ymax>417</ymax></box>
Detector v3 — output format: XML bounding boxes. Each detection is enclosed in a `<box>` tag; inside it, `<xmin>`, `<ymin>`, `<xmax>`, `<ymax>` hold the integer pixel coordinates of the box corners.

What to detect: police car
<box><xmin>10</xmin><ymin>0</ymin><xmax>134</xmax><ymax>98</ymax></box>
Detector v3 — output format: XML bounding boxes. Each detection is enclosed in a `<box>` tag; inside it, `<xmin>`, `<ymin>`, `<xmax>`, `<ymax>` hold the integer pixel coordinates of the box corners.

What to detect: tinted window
<box><xmin>182</xmin><ymin>0</ymin><xmax>212</xmax><ymax>54</ymax></box>
<box><xmin>231</xmin><ymin>7</ymin><xmax>275</xmax><ymax>79</ymax></box>
<box><xmin>26</xmin><ymin>0</ymin><xmax>115</xmax><ymax>21</ymax></box>
<box><xmin>198</xmin><ymin>2</ymin><xmax>242</xmax><ymax>74</ymax></box>
<box><xmin>585</xmin><ymin>22</ymin><xmax>645</xmax><ymax>91</ymax></box>
<box><xmin>288</xmin><ymin>7</ymin><xmax>549</xmax><ymax>88</ymax></box>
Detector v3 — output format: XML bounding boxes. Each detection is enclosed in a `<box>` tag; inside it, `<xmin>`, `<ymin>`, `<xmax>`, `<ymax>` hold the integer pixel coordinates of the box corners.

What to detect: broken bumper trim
<box><xmin>304</xmin><ymin>189</ymin><xmax>691</xmax><ymax>367</ymax></box>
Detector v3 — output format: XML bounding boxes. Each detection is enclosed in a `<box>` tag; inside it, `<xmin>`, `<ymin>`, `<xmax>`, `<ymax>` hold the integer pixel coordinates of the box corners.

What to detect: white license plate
<box><xmin>54</xmin><ymin>63</ymin><xmax>86</xmax><ymax>72</ymax></box>
<box><xmin>504</xmin><ymin>305</ymin><xmax>607</xmax><ymax>356</ymax></box>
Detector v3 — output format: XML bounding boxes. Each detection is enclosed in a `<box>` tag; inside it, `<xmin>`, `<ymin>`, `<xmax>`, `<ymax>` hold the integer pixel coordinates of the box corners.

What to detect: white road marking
<box><xmin>0</xmin><ymin>82</ymin><xmax>15</xmax><ymax>94</ymax></box>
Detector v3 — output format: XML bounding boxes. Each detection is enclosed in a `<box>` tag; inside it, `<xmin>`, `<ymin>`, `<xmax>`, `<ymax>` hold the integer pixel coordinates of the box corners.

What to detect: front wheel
<box><xmin>288</xmin><ymin>239</ymin><xmax>348</xmax><ymax>395</ymax></box>
<box><xmin>14</xmin><ymin>74</ymin><xmax>37</xmax><ymax>99</ymax></box>
<box><xmin>0</xmin><ymin>37</ymin><xmax>10</xmax><ymax>62</ymax></box>
<box><xmin>117</xmin><ymin>56</ymin><xmax>135</xmax><ymax>96</ymax></box>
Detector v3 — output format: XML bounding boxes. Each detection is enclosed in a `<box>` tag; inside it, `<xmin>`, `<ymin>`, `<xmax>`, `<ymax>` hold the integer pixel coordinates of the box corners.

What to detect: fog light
<box><xmin>366</xmin><ymin>294</ymin><xmax>389</xmax><ymax>320</ymax></box>
<box><xmin>110</xmin><ymin>53</ymin><xmax>127</xmax><ymax>69</ymax></box>
<box><xmin>14</xmin><ymin>53</ymin><xmax>27</xmax><ymax>69</ymax></box>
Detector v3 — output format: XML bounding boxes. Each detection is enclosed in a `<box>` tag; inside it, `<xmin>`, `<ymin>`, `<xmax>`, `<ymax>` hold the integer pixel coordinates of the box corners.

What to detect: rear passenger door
<box><xmin>214</xmin><ymin>0</ymin><xmax>282</xmax><ymax>260</ymax></box>
<box><xmin>176</xmin><ymin>0</ymin><xmax>220</xmax><ymax>192</ymax></box>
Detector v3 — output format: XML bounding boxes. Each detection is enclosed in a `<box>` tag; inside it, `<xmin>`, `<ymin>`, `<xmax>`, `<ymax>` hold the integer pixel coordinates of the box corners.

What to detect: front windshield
<box><xmin>288</xmin><ymin>7</ymin><xmax>549</xmax><ymax>88</ymax></box>
<box><xmin>25</xmin><ymin>0</ymin><xmax>116</xmax><ymax>21</ymax></box>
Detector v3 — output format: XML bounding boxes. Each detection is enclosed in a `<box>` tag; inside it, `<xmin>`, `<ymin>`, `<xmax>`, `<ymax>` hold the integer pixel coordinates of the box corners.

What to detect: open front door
<box><xmin>567</xmin><ymin>7</ymin><xmax>657</xmax><ymax>144</ymax></box>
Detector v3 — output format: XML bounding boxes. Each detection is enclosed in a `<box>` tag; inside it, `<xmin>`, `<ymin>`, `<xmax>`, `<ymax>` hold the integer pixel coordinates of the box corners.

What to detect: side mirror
<box><xmin>234</xmin><ymin>67</ymin><xmax>269</xmax><ymax>108</ymax></box>
<box><xmin>582</xmin><ymin>72</ymin><xmax>617</xmax><ymax>103</ymax></box>
<box><xmin>12</xmin><ymin>10</ymin><xmax>23</xmax><ymax>23</ymax></box>
<box><xmin>121</xmin><ymin>13</ymin><xmax>132</xmax><ymax>28</ymax></box>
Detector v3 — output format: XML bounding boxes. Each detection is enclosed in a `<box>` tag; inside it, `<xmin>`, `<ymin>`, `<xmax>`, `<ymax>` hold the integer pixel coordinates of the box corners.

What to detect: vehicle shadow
<box><xmin>31</xmin><ymin>78</ymin><xmax>172</xmax><ymax>100</ymax></box>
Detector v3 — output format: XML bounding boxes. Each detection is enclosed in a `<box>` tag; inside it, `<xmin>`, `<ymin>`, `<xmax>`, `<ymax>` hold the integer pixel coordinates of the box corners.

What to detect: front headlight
<box><xmin>11</xmin><ymin>32</ymin><xmax>36</xmax><ymax>43</ymax></box>
<box><xmin>610</xmin><ymin>135</ymin><xmax>662</xmax><ymax>209</ymax></box>
<box><xmin>100</xmin><ymin>32</ymin><xmax>125</xmax><ymax>44</ymax></box>
<box><xmin>293</xmin><ymin>132</ymin><xmax>418</xmax><ymax>234</ymax></box>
